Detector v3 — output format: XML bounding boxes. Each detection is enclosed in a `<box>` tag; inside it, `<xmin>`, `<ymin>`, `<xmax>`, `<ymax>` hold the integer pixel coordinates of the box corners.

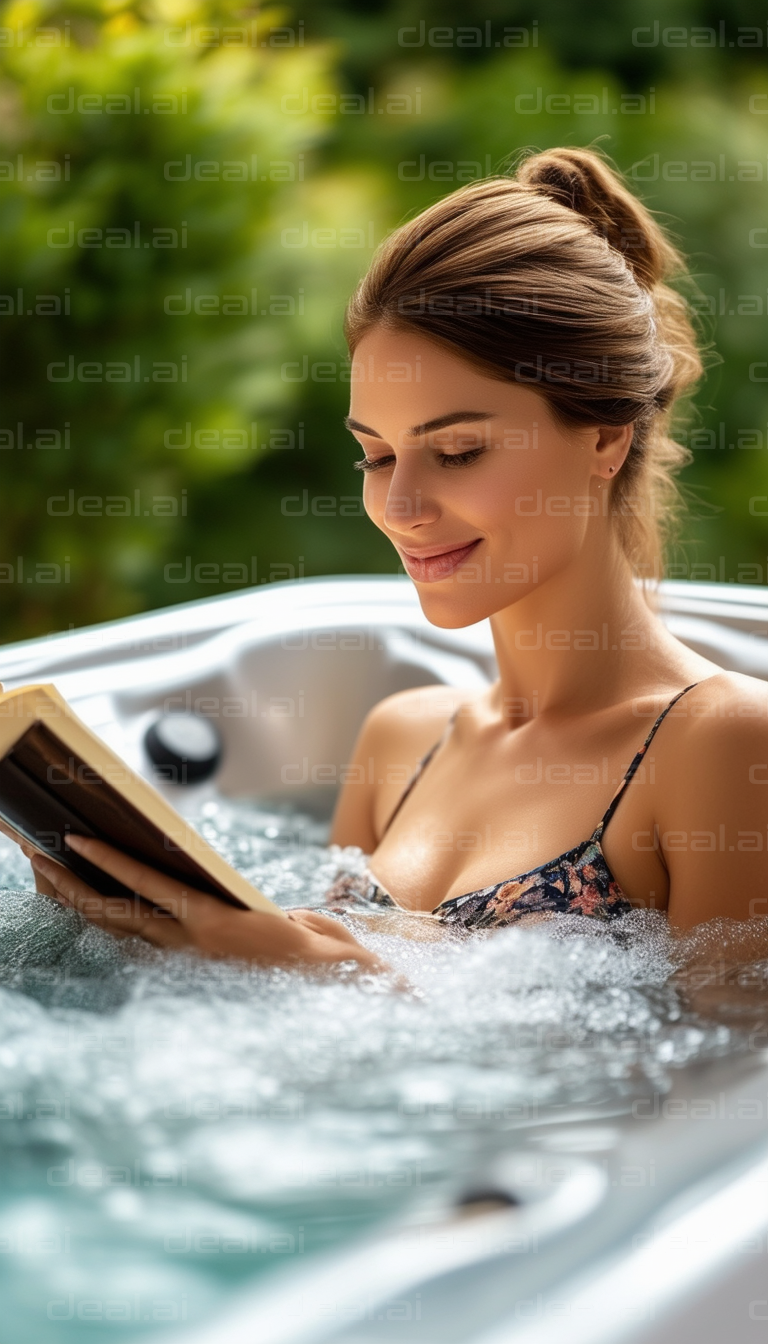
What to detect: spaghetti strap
<box><xmin>596</xmin><ymin>683</ymin><xmax>700</xmax><ymax>837</ymax></box>
<box><xmin>380</xmin><ymin>683</ymin><xmax>700</xmax><ymax>842</ymax></box>
<box><xmin>330</xmin><ymin>680</ymin><xmax>704</xmax><ymax>930</ymax></box>
<box><xmin>380</xmin><ymin>710</ymin><xmax>458</xmax><ymax>837</ymax></box>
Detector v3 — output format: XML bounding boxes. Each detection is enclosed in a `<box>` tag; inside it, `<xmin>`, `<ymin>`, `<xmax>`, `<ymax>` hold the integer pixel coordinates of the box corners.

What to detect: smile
<box><xmin>399</xmin><ymin>539</ymin><xmax>481</xmax><ymax>583</ymax></box>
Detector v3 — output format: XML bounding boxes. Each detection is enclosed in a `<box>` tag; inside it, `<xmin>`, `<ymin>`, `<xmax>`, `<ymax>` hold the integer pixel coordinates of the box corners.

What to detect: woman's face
<box><xmin>347</xmin><ymin>325</ymin><xmax>623</xmax><ymax>629</ymax></box>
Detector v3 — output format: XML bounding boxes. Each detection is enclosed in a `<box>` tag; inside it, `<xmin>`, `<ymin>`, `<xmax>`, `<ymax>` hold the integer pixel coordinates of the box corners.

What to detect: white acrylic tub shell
<box><xmin>1</xmin><ymin>575</ymin><xmax>768</xmax><ymax>1344</ymax></box>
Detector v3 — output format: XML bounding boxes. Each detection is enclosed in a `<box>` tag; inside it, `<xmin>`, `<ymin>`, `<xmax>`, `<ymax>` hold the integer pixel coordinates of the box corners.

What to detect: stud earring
<box><xmin>608</xmin><ymin>466</ymin><xmax>615</xmax><ymax>474</ymax></box>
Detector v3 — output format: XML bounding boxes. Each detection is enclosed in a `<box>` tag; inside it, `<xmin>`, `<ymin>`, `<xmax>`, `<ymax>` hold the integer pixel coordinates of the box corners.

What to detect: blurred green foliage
<box><xmin>1</xmin><ymin>0</ymin><xmax>767</xmax><ymax>639</ymax></box>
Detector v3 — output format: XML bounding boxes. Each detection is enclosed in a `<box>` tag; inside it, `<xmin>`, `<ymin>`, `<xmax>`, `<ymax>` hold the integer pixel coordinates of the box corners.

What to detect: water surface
<box><xmin>0</xmin><ymin>801</ymin><xmax>763</xmax><ymax>1340</ymax></box>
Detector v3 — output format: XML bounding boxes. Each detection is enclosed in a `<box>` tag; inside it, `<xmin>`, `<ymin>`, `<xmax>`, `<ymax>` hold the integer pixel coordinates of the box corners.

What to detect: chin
<box><xmin>412</xmin><ymin>583</ymin><xmax>530</xmax><ymax>629</ymax></box>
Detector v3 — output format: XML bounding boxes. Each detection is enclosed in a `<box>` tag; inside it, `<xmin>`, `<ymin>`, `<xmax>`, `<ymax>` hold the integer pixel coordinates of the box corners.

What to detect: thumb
<box><xmin>288</xmin><ymin>909</ymin><xmax>351</xmax><ymax>936</ymax></box>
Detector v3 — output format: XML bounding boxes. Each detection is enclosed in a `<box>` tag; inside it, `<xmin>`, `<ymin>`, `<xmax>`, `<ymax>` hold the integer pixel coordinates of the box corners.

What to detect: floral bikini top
<box><xmin>325</xmin><ymin>683</ymin><xmax>699</xmax><ymax>930</ymax></box>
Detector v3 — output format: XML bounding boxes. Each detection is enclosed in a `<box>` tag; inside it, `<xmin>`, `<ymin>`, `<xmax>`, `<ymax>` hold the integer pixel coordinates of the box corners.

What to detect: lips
<box><xmin>399</xmin><ymin>539</ymin><xmax>481</xmax><ymax>583</ymax></box>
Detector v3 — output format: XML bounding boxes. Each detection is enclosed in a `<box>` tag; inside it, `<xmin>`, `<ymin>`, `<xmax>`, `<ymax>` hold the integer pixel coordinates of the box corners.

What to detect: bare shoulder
<box><xmin>656</xmin><ymin>671</ymin><xmax>768</xmax><ymax>927</ymax></box>
<box><xmin>328</xmin><ymin>684</ymin><xmax>480</xmax><ymax>851</ymax></box>
<box><xmin>672</xmin><ymin>670</ymin><xmax>768</xmax><ymax>753</ymax></box>
<box><xmin>659</xmin><ymin>671</ymin><xmax>768</xmax><ymax>795</ymax></box>
<box><xmin>362</xmin><ymin>684</ymin><xmax>479</xmax><ymax>756</ymax></box>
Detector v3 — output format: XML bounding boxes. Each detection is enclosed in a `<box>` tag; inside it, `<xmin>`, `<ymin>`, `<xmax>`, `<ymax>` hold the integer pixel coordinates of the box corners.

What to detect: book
<box><xmin>0</xmin><ymin>684</ymin><xmax>284</xmax><ymax>916</ymax></box>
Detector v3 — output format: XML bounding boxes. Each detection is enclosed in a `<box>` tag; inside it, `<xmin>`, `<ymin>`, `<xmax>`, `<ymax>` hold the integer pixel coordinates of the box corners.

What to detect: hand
<box><xmin>29</xmin><ymin>835</ymin><xmax>388</xmax><ymax>975</ymax></box>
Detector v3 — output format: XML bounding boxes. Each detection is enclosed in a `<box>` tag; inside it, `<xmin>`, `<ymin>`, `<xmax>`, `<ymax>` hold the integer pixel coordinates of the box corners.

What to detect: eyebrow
<box><xmin>344</xmin><ymin>411</ymin><xmax>496</xmax><ymax>440</ymax></box>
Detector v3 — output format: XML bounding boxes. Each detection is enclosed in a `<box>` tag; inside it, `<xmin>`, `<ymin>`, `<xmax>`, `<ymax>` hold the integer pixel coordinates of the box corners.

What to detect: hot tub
<box><xmin>0</xmin><ymin>577</ymin><xmax>766</xmax><ymax>1344</ymax></box>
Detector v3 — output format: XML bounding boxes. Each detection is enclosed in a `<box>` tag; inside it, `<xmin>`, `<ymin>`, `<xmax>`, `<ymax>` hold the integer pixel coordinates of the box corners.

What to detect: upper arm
<box><xmin>327</xmin><ymin>697</ymin><xmax>390</xmax><ymax>853</ymax></box>
<box><xmin>328</xmin><ymin>686</ymin><xmax>466</xmax><ymax>853</ymax></box>
<box><xmin>662</xmin><ymin>675</ymin><xmax>768</xmax><ymax>929</ymax></box>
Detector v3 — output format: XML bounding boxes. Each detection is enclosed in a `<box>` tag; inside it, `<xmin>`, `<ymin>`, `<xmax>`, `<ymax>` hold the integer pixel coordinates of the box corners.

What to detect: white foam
<box><xmin>0</xmin><ymin>800</ymin><xmax>761</xmax><ymax>1341</ymax></box>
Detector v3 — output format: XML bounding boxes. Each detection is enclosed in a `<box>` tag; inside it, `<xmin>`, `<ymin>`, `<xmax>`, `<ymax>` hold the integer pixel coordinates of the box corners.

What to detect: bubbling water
<box><xmin>0</xmin><ymin>800</ymin><xmax>763</xmax><ymax>1343</ymax></box>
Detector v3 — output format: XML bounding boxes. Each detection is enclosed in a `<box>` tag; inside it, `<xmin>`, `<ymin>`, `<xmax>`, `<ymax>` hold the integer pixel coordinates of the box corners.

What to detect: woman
<box><xmin>27</xmin><ymin>148</ymin><xmax>768</xmax><ymax>969</ymax></box>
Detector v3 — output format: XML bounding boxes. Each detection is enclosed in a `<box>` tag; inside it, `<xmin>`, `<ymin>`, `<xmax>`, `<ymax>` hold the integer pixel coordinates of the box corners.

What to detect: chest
<box><xmin>369</xmin><ymin>727</ymin><xmax>670</xmax><ymax>913</ymax></box>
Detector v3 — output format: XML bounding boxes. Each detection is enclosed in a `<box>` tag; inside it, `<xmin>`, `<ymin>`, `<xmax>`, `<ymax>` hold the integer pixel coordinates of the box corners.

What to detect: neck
<box><xmin>489</xmin><ymin>528</ymin><xmax>664</xmax><ymax>726</ymax></box>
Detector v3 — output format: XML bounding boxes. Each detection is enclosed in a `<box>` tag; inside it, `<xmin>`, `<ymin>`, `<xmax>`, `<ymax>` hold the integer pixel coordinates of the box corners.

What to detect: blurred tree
<box><xmin>1</xmin><ymin>0</ymin><xmax>767</xmax><ymax>639</ymax></box>
<box><xmin>0</xmin><ymin>0</ymin><xmax>392</xmax><ymax>635</ymax></box>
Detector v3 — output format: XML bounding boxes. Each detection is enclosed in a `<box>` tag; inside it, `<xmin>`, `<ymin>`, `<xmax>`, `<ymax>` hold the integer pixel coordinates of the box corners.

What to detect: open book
<box><xmin>0</xmin><ymin>684</ymin><xmax>283</xmax><ymax>915</ymax></box>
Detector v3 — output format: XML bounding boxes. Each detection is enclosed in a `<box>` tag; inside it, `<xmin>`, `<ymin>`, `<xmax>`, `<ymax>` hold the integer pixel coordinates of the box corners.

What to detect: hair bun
<box><xmin>515</xmin><ymin>147</ymin><xmax>678</xmax><ymax>291</ymax></box>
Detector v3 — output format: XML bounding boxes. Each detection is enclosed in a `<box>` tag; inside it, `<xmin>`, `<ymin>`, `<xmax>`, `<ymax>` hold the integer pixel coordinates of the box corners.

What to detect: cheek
<box><xmin>490</xmin><ymin>439</ymin><xmax>585</xmax><ymax>509</ymax></box>
<box><xmin>479</xmin><ymin>451</ymin><xmax>591</xmax><ymax>557</ymax></box>
<box><xmin>458</xmin><ymin>448</ymin><xmax>547</xmax><ymax>527</ymax></box>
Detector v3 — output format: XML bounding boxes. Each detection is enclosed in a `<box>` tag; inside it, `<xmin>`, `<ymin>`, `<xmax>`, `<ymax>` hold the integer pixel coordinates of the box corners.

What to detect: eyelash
<box><xmin>353</xmin><ymin>448</ymin><xmax>485</xmax><ymax>473</ymax></box>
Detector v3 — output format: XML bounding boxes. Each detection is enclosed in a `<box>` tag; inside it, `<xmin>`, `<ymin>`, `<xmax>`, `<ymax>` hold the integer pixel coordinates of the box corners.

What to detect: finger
<box><xmin>65</xmin><ymin>835</ymin><xmax>208</xmax><ymax>920</ymax></box>
<box><xmin>288</xmin><ymin>909</ymin><xmax>358</xmax><ymax>941</ymax></box>
<box><xmin>287</xmin><ymin>909</ymin><xmax>390</xmax><ymax>971</ymax></box>
<box><xmin>31</xmin><ymin>856</ymin><xmax>184</xmax><ymax>947</ymax></box>
<box><xmin>31</xmin><ymin>863</ymin><xmax>60</xmax><ymax>901</ymax></box>
<box><xmin>32</xmin><ymin>854</ymin><xmax>136</xmax><ymax>920</ymax></box>
<box><xmin>0</xmin><ymin>821</ymin><xmax>38</xmax><ymax>859</ymax></box>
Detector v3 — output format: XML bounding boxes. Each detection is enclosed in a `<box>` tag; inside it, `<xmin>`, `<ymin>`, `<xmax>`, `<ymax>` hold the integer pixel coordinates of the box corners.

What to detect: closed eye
<box><xmin>353</xmin><ymin>448</ymin><xmax>486</xmax><ymax>473</ymax></box>
<box><xmin>353</xmin><ymin>454</ymin><xmax>395</xmax><ymax>473</ymax></box>
<box><xmin>438</xmin><ymin>448</ymin><xmax>485</xmax><ymax>468</ymax></box>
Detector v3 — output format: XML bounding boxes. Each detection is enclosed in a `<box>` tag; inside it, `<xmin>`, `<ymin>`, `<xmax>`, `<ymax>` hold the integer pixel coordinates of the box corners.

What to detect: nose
<box><xmin>382</xmin><ymin>459</ymin><xmax>439</xmax><ymax>531</ymax></box>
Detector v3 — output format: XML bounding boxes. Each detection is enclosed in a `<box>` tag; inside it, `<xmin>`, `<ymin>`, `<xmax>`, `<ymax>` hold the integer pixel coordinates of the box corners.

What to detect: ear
<box><xmin>593</xmin><ymin>423</ymin><xmax>634</xmax><ymax>481</ymax></box>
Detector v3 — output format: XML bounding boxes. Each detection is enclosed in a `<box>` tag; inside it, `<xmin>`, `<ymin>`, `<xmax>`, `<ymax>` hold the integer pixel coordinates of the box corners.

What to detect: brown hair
<box><xmin>344</xmin><ymin>146</ymin><xmax>702</xmax><ymax>580</ymax></box>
